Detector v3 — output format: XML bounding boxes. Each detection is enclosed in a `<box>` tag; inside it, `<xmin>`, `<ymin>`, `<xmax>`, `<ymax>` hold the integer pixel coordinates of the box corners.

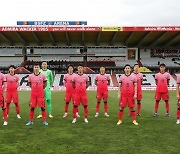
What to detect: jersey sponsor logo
<box><xmin>83</xmin><ymin>77</ymin><xmax>87</xmax><ymax>81</ymax></box>
<box><xmin>39</xmin><ymin>77</ymin><xmax>42</xmax><ymax>81</ymax></box>
<box><xmin>130</xmin><ymin>77</ymin><xmax>133</xmax><ymax>82</ymax></box>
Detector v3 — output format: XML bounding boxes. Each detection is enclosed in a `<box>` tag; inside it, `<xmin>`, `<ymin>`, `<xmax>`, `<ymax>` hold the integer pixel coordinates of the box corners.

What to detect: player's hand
<box><xmin>134</xmin><ymin>94</ymin><xmax>137</xmax><ymax>99</ymax></box>
<box><xmin>177</xmin><ymin>94</ymin><xmax>180</xmax><ymax>99</ymax></box>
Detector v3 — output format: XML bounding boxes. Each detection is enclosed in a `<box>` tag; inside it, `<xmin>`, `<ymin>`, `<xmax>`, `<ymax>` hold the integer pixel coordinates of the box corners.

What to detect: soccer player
<box><xmin>37</xmin><ymin>61</ymin><xmax>54</xmax><ymax>119</ymax></box>
<box><xmin>94</xmin><ymin>66</ymin><xmax>110</xmax><ymax>117</ymax></box>
<box><xmin>26</xmin><ymin>63</ymin><xmax>48</xmax><ymax>126</ymax></box>
<box><xmin>153</xmin><ymin>63</ymin><xmax>170</xmax><ymax>117</ymax></box>
<box><xmin>5</xmin><ymin>65</ymin><xmax>21</xmax><ymax>119</ymax></box>
<box><xmin>176</xmin><ymin>75</ymin><xmax>180</xmax><ymax>124</ymax></box>
<box><xmin>0</xmin><ymin>72</ymin><xmax>8</xmax><ymax>125</ymax></box>
<box><xmin>132</xmin><ymin>64</ymin><xmax>143</xmax><ymax>116</ymax></box>
<box><xmin>63</xmin><ymin>65</ymin><xmax>80</xmax><ymax>118</ymax></box>
<box><xmin>72</xmin><ymin>64</ymin><xmax>89</xmax><ymax>123</ymax></box>
<box><xmin>117</xmin><ymin>64</ymin><xmax>138</xmax><ymax>125</ymax></box>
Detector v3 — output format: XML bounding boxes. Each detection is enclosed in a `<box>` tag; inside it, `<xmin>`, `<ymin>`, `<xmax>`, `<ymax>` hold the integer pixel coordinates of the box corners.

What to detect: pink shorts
<box><xmin>96</xmin><ymin>91</ymin><xmax>108</xmax><ymax>100</ymax></box>
<box><xmin>74</xmin><ymin>93</ymin><xmax>88</xmax><ymax>106</ymax></box>
<box><xmin>120</xmin><ymin>96</ymin><xmax>135</xmax><ymax>108</ymax></box>
<box><xmin>155</xmin><ymin>92</ymin><xmax>169</xmax><ymax>101</ymax></box>
<box><xmin>6</xmin><ymin>91</ymin><xmax>19</xmax><ymax>104</ymax></box>
<box><xmin>30</xmin><ymin>96</ymin><xmax>45</xmax><ymax>108</ymax></box>
<box><xmin>64</xmin><ymin>91</ymin><xmax>75</xmax><ymax>103</ymax></box>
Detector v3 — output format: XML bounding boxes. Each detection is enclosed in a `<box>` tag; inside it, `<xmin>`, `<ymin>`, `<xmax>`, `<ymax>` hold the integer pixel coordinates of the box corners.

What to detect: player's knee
<box><xmin>137</xmin><ymin>102</ymin><xmax>141</xmax><ymax>105</ymax></box>
<box><xmin>41</xmin><ymin>107</ymin><xmax>45</xmax><ymax>111</ymax></box>
<box><xmin>2</xmin><ymin>107</ymin><xmax>6</xmax><ymax>110</ymax></box>
<box><xmin>84</xmin><ymin>105</ymin><xmax>88</xmax><ymax>108</ymax></box>
<box><xmin>30</xmin><ymin>107</ymin><xmax>35</xmax><ymax>111</ymax></box>
<box><xmin>156</xmin><ymin>100</ymin><xmax>160</xmax><ymax>103</ymax></box>
<box><xmin>120</xmin><ymin>107</ymin><xmax>124</xmax><ymax>111</ymax></box>
<box><xmin>130</xmin><ymin>107</ymin><xmax>135</xmax><ymax>111</ymax></box>
<box><xmin>178</xmin><ymin>108</ymin><xmax>180</xmax><ymax>110</ymax></box>
<box><xmin>74</xmin><ymin>105</ymin><xmax>78</xmax><ymax>108</ymax></box>
<box><xmin>165</xmin><ymin>100</ymin><xmax>169</xmax><ymax>103</ymax></box>
<box><xmin>104</xmin><ymin>101</ymin><xmax>107</xmax><ymax>104</ymax></box>
<box><xmin>97</xmin><ymin>99</ymin><xmax>101</xmax><ymax>103</ymax></box>
<box><xmin>66</xmin><ymin>102</ymin><xmax>69</xmax><ymax>104</ymax></box>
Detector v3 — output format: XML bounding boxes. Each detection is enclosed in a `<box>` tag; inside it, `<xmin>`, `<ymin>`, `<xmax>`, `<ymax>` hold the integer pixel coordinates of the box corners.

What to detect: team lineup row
<box><xmin>0</xmin><ymin>62</ymin><xmax>180</xmax><ymax>126</ymax></box>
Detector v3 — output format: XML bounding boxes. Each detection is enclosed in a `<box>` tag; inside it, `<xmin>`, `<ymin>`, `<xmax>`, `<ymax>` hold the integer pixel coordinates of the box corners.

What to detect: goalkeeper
<box><xmin>37</xmin><ymin>61</ymin><xmax>54</xmax><ymax>118</ymax></box>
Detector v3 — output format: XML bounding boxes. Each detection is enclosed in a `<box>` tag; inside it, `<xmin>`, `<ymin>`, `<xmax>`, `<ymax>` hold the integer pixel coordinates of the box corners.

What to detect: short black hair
<box><xmin>9</xmin><ymin>65</ymin><xmax>16</xmax><ymax>69</ymax></box>
<box><xmin>42</xmin><ymin>61</ymin><xmax>48</xmax><ymax>64</ymax></box>
<box><xmin>134</xmin><ymin>63</ymin><xmax>139</xmax><ymax>67</ymax></box>
<box><xmin>68</xmin><ymin>64</ymin><xmax>74</xmax><ymax>69</ymax></box>
<box><xmin>34</xmin><ymin>63</ymin><xmax>40</xmax><ymax>67</ymax></box>
<box><xmin>159</xmin><ymin>63</ymin><xmax>166</xmax><ymax>67</ymax></box>
<box><xmin>77</xmin><ymin>63</ymin><xmax>84</xmax><ymax>67</ymax></box>
<box><xmin>99</xmin><ymin>65</ymin><xmax>105</xmax><ymax>69</ymax></box>
<box><xmin>124</xmin><ymin>64</ymin><xmax>131</xmax><ymax>69</ymax></box>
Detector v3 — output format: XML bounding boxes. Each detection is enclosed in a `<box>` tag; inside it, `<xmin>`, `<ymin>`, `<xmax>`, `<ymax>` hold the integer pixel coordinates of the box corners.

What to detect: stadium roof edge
<box><xmin>0</xmin><ymin>26</ymin><xmax>180</xmax><ymax>32</ymax></box>
<box><xmin>0</xmin><ymin>26</ymin><xmax>179</xmax><ymax>48</ymax></box>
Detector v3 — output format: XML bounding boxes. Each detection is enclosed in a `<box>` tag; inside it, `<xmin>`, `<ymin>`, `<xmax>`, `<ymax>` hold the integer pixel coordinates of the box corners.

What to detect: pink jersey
<box><xmin>28</xmin><ymin>73</ymin><xmax>46</xmax><ymax>96</ymax></box>
<box><xmin>95</xmin><ymin>73</ymin><xmax>110</xmax><ymax>92</ymax></box>
<box><xmin>155</xmin><ymin>72</ymin><xmax>170</xmax><ymax>93</ymax></box>
<box><xmin>72</xmin><ymin>74</ymin><xmax>89</xmax><ymax>94</ymax></box>
<box><xmin>64</xmin><ymin>73</ymin><xmax>75</xmax><ymax>92</ymax></box>
<box><xmin>177</xmin><ymin>75</ymin><xmax>180</xmax><ymax>84</ymax></box>
<box><xmin>132</xmin><ymin>72</ymin><xmax>143</xmax><ymax>92</ymax></box>
<box><xmin>177</xmin><ymin>75</ymin><xmax>180</xmax><ymax>95</ymax></box>
<box><xmin>0</xmin><ymin>72</ymin><xmax>5</xmax><ymax>94</ymax></box>
<box><xmin>5</xmin><ymin>74</ymin><xmax>19</xmax><ymax>92</ymax></box>
<box><xmin>119</xmin><ymin>74</ymin><xmax>137</xmax><ymax>96</ymax></box>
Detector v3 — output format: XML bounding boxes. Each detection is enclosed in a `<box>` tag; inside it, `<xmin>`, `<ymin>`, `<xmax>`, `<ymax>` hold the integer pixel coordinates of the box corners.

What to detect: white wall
<box><xmin>0</xmin><ymin>57</ymin><xmax>23</xmax><ymax>66</ymax></box>
<box><xmin>140</xmin><ymin>49</ymin><xmax>151</xmax><ymax>59</ymax></box>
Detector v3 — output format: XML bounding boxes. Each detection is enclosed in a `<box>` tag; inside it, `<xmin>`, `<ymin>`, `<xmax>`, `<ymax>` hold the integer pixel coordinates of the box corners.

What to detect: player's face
<box><xmin>160</xmin><ymin>66</ymin><xmax>165</xmax><ymax>73</ymax></box>
<box><xmin>9</xmin><ymin>67</ymin><xmax>15</xmax><ymax>74</ymax></box>
<box><xmin>100</xmin><ymin>67</ymin><xmax>105</xmax><ymax>75</ymax></box>
<box><xmin>134</xmin><ymin>65</ymin><xmax>139</xmax><ymax>72</ymax></box>
<box><xmin>124</xmin><ymin>66</ymin><xmax>131</xmax><ymax>75</ymax></box>
<box><xmin>68</xmin><ymin>66</ymin><xmax>73</xmax><ymax>74</ymax></box>
<box><xmin>34</xmin><ymin>65</ymin><xmax>40</xmax><ymax>73</ymax></box>
<box><xmin>78</xmin><ymin>66</ymin><xmax>84</xmax><ymax>74</ymax></box>
<box><xmin>42</xmin><ymin>62</ymin><xmax>47</xmax><ymax>70</ymax></box>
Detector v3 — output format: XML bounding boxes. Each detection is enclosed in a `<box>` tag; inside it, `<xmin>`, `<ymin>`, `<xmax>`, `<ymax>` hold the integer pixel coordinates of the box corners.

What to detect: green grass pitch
<box><xmin>0</xmin><ymin>90</ymin><xmax>179</xmax><ymax>154</ymax></box>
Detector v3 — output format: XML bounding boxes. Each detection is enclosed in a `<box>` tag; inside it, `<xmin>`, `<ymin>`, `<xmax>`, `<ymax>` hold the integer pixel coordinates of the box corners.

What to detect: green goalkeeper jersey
<box><xmin>40</xmin><ymin>69</ymin><xmax>53</xmax><ymax>88</ymax></box>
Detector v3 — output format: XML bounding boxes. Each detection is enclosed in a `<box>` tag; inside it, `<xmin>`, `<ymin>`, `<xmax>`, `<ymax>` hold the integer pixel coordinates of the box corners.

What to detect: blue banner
<box><xmin>17</xmin><ymin>21</ymin><xmax>87</xmax><ymax>26</ymax></box>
